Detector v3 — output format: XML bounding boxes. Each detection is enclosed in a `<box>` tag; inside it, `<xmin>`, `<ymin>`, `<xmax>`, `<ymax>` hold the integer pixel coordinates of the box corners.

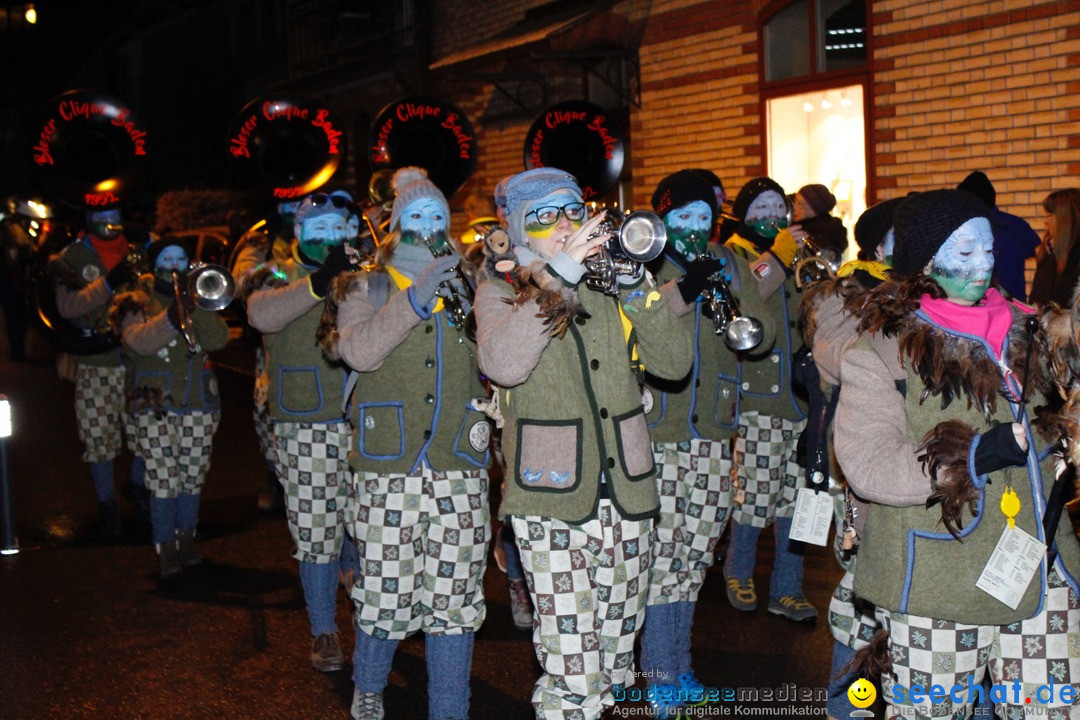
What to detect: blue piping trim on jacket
<box><xmin>408</xmin><ymin>287</ymin><xmax>433</xmax><ymax>320</ymax></box>
<box><xmin>275</xmin><ymin>365</ymin><xmax>332</xmax><ymax>418</ymax></box>
<box><xmin>411</xmin><ymin>313</ymin><xmax>443</xmax><ymax>474</ymax></box>
<box><xmin>968</xmin><ymin>434</ymin><xmax>987</xmax><ymax>490</ymax></box>
<box><xmin>357</xmin><ymin>402</ymin><xmax>405</xmax><ymax>460</ymax></box>
<box><xmin>898</xmin><ymin>311</ymin><xmax>1051</xmax><ymax>614</ymax></box>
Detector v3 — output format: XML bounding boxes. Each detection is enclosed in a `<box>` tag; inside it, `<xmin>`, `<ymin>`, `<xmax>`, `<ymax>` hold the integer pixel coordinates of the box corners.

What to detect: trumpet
<box><xmin>582</xmin><ymin>210</ymin><xmax>667</xmax><ymax>296</ymax></box>
<box><xmin>420</xmin><ymin>237</ymin><xmax>476</xmax><ymax>342</ymax></box>
<box><xmin>696</xmin><ymin>253</ymin><xmax>765</xmax><ymax>351</ymax></box>
<box><xmin>172</xmin><ymin>263</ymin><xmax>235</xmax><ymax>352</ymax></box>
<box><xmin>792</xmin><ymin>236</ymin><xmax>842</xmax><ymax>289</ymax></box>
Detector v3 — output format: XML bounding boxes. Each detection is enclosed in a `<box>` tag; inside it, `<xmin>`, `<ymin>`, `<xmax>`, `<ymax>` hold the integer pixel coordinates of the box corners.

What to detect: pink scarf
<box><xmin>918</xmin><ymin>288</ymin><xmax>1032</xmax><ymax>362</ymax></box>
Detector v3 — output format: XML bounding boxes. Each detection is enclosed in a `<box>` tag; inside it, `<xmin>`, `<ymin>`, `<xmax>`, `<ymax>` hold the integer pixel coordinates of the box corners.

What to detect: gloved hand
<box><xmin>974</xmin><ymin>422</ymin><xmax>1028</xmax><ymax>476</ymax></box>
<box><xmin>769</xmin><ymin>228</ymin><xmax>800</xmax><ymax>268</ymax></box>
<box><xmin>677</xmin><ymin>256</ymin><xmax>727</xmax><ymax>304</ymax></box>
<box><xmin>105</xmin><ymin>260</ymin><xmax>137</xmax><ymax>292</ymax></box>
<box><xmin>308</xmin><ymin>242</ymin><xmax>352</xmax><ymax>298</ymax></box>
<box><xmin>412</xmin><ymin>254</ymin><xmax>461</xmax><ymax>309</ymax></box>
<box><xmin>166</xmin><ymin>290</ymin><xmax>197</xmax><ymax>332</ymax></box>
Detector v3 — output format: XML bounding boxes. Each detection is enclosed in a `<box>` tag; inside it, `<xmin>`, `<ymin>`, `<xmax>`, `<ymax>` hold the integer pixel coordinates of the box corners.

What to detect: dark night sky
<box><xmin>1</xmin><ymin>0</ymin><xmax>288</xmax><ymax>214</ymax></box>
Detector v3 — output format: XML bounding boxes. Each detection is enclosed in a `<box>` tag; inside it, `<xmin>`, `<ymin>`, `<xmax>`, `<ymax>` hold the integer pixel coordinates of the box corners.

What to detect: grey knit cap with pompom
<box><xmin>388</xmin><ymin>167</ymin><xmax>450</xmax><ymax>233</ymax></box>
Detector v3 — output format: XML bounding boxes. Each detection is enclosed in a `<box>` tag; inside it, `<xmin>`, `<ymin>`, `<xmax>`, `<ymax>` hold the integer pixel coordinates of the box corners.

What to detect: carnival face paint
<box><xmin>154</xmin><ymin>244</ymin><xmax>189</xmax><ymax>282</ymax></box>
<box><xmin>665</xmin><ymin>200</ymin><xmax>713</xmax><ymax>261</ymax></box>
<box><xmin>524</xmin><ymin>190</ymin><xmax>585</xmax><ymax>259</ymax></box>
<box><xmin>297</xmin><ymin>213</ymin><xmax>348</xmax><ymax>264</ymax></box>
<box><xmin>929</xmin><ymin>217</ymin><xmax>994</xmax><ymax>305</ymax></box>
<box><xmin>745</xmin><ymin>190</ymin><xmax>788</xmax><ymax>238</ymax></box>
<box><xmin>89</xmin><ymin>209</ymin><xmax>123</xmax><ymax>240</ymax></box>
<box><xmin>399</xmin><ymin>199</ymin><xmax>449</xmax><ymax>253</ymax></box>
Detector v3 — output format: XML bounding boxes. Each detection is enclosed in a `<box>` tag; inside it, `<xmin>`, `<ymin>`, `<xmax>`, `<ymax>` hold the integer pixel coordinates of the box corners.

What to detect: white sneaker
<box><xmin>351</xmin><ymin>690</ymin><xmax>384</xmax><ymax>720</ymax></box>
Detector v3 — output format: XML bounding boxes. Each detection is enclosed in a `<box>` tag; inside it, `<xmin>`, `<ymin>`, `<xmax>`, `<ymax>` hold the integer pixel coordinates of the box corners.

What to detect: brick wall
<box><xmin>873</xmin><ymin>0</ymin><xmax>1080</xmax><ymax>226</ymax></box>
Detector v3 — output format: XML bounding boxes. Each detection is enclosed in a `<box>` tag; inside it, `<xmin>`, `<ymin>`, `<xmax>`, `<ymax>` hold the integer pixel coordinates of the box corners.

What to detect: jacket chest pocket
<box><xmin>277</xmin><ymin>366</ymin><xmax>325</xmax><ymax>416</ymax></box>
<box><xmin>356</xmin><ymin>401</ymin><xmax>405</xmax><ymax>460</ymax></box>
<box><xmin>453</xmin><ymin>403</ymin><xmax>492</xmax><ymax>468</ymax></box>
<box><xmin>515</xmin><ymin>418</ymin><xmax>582</xmax><ymax>492</ymax></box>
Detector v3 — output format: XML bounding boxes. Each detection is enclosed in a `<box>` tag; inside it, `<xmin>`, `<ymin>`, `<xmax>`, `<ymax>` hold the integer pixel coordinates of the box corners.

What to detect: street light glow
<box><xmin>0</xmin><ymin>396</ymin><xmax>10</xmax><ymax>439</ymax></box>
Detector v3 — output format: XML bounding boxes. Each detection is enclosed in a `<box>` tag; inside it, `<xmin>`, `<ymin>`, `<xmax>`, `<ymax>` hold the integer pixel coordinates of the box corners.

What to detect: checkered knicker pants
<box><xmin>135</xmin><ymin>410</ymin><xmax>219</xmax><ymax>498</ymax></box>
<box><xmin>877</xmin><ymin>570</ymin><xmax>1080</xmax><ymax>719</ymax></box>
<box><xmin>351</xmin><ymin>465</ymin><xmax>489</xmax><ymax>640</ymax></box>
<box><xmin>730</xmin><ymin>411</ymin><xmax>807</xmax><ymax>529</ymax></box>
<box><xmin>74</xmin><ymin>364</ymin><xmax>139</xmax><ymax>462</ymax></box>
<box><xmin>273</xmin><ymin>421</ymin><xmax>355</xmax><ymax>564</ymax></box>
<box><xmin>511</xmin><ymin>500</ymin><xmax>653</xmax><ymax>720</ymax></box>
<box><xmin>828</xmin><ymin>563</ymin><xmax>879</xmax><ymax>651</ymax></box>
<box><xmin>648</xmin><ymin>438</ymin><xmax>732</xmax><ymax>606</ymax></box>
<box><xmin>253</xmin><ymin>402</ymin><xmax>275</xmax><ymax>465</ymax></box>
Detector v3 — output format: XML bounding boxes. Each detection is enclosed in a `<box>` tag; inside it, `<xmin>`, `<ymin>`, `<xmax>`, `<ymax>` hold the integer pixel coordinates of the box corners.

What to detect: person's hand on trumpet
<box><xmin>560</xmin><ymin>213</ymin><xmax>611</xmax><ymax>265</ymax></box>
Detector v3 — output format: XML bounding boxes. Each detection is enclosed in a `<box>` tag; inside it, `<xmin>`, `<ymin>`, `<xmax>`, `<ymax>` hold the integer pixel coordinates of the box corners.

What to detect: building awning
<box><xmin>429</xmin><ymin>3</ymin><xmax>614</xmax><ymax>71</ymax></box>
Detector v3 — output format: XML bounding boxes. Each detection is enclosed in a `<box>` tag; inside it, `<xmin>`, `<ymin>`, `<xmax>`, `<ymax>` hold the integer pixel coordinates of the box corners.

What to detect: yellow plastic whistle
<box><xmin>1000</xmin><ymin>487</ymin><xmax>1020</xmax><ymax>530</ymax></box>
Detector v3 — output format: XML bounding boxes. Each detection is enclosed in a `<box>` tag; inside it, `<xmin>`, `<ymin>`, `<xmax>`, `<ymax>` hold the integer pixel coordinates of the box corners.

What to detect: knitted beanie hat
<box><xmin>853</xmin><ymin>197</ymin><xmax>905</xmax><ymax>259</ymax></box>
<box><xmin>798</xmin><ymin>184</ymin><xmax>837</xmax><ymax>216</ymax></box>
<box><xmin>956</xmin><ymin>171</ymin><xmax>996</xmax><ymax>209</ymax></box>
<box><xmin>892</xmin><ymin>189</ymin><xmax>991</xmax><ymax>274</ymax></box>
<box><xmin>689</xmin><ymin>168</ymin><xmax>724</xmax><ymax>197</ymax></box>
<box><xmin>147</xmin><ymin>235</ymin><xmax>193</xmax><ymax>269</ymax></box>
<box><xmin>651</xmin><ymin>169</ymin><xmax>718</xmax><ymax>219</ymax></box>
<box><xmin>503</xmin><ymin>168</ymin><xmax>582</xmax><ymax>247</ymax></box>
<box><xmin>388</xmin><ymin>167</ymin><xmax>450</xmax><ymax>233</ymax></box>
<box><xmin>732</xmin><ymin>176</ymin><xmax>786</xmax><ymax>222</ymax></box>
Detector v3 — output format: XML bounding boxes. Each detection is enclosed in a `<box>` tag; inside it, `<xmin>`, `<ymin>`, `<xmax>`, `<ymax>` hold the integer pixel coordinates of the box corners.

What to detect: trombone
<box><xmin>172</xmin><ymin>263</ymin><xmax>235</xmax><ymax>352</ymax></box>
<box><xmin>792</xmin><ymin>236</ymin><xmax>842</xmax><ymax>289</ymax></box>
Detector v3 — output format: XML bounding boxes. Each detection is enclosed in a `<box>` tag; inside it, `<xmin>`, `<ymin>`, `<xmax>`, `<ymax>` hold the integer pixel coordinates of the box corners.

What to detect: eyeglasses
<box><xmin>526</xmin><ymin>202</ymin><xmax>586</xmax><ymax>226</ymax></box>
<box><xmin>308</xmin><ymin>193</ymin><xmax>355</xmax><ymax>211</ymax></box>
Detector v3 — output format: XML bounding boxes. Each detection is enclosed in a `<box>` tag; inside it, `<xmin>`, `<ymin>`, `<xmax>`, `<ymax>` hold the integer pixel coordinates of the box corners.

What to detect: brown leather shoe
<box><xmin>311</xmin><ymin>632</ymin><xmax>344</xmax><ymax>672</ymax></box>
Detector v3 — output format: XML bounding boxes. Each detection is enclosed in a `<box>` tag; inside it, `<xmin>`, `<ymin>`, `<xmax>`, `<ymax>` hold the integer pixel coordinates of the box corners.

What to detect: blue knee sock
<box><xmin>673</xmin><ymin>600</ymin><xmax>696</xmax><ymax>679</ymax></box>
<box><xmin>299</xmin><ymin>559</ymin><xmax>340</xmax><ymax>637</ymax></box>
<box><xmin>175</xmin><ymin>492</ymin><xmax>201</xmax><ymax>534</ymax></box>
<box><xmin>352</xmin><ymin>629</ymin><xmax>399</xmax><ymax>693</ymax></box>
<box><xmin>640</xmin><ymin>602</ymin><xmax>679</xmax><ymax>683</ymax></box>
<box><xmin>340</xmin><ymin>533</ymin><xmax>361</xmax><ymax>581</ymax></box>
<box><xmin>89</xmin><ymin>461</ymin><xmax>115</xmax><ymax>502</ymax></box>
<box><xmin>825</xmin><ymin>640</ymin><xmax>858</xmax><ymax>719</ymax></box>
<box><xmin>150</xmin><ymin>496</ymin><xmax>178</xmax><ymax>545</ymax></box>
<box><xmin>769</xmin><ymin>516</ymin><xmax>805</xmax><ymax>599</ymax></box>
<box><xmin>426</xmin><ymin>632</ymin><xmax>474</xmax><ymax>720</ymax></box>
<box><xmin>128</xmin><ymin>456</ymin><xmax>146</xmax><ymax>488</ymax></box>
<box><xmin>724</xmin><ymin>520</ymin><xmax>761</xmax><ymax>582</ymax></box>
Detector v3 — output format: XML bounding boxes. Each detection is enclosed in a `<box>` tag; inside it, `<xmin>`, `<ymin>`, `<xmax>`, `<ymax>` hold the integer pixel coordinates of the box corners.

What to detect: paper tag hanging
<box><xmin>789</xmin><ymin>487</ymin><xmax>834</xmax><ymax>546</ymax></box>
<box><xmin>975</xmin><ymin>524</ymin><xmax>1044</xmax><ymax>609</ymax></box>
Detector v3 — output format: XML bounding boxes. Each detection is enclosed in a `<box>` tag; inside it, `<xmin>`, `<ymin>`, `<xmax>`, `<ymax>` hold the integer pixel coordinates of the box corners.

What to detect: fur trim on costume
<box><xmin>127</xmin><ymin>387</ymin><xmax>166</xmax><ymax>418</ymax></box>
<box><xmin>919</xmin><ymin>419</ymin><xmax>980</xmax><ymax>538</ymax></box>
<box><xmin>107</xmin><ymin>289</ymin><xmax>151</xmax><ymax>336</ymax></box>
<box><xmin>505</xmin><ymin>263</ymin><xmax>585</xmax><ymax>340</ymax></box>
<box><xmin>846</xmin><ymin>274</ymin><xmax>1053</xmax><ymax>422</ymax></box>
<box><xmin>798</xmin><ymin>274</ymin><xmax>866</xmax><ymax>349</ymax></box>
<box><xmin>850</xmin><ymin>628</ymin><xmax>892</xmax><ymax>683</ymax></box>
<box><xmin>316</xmin><ymin>270</ymin><xmax>365</xmax><ymax>362</ymax></box>
<box><xmin>237</xmin><ymin>265</ymin><xmax>288</xmax><ymax>304</ymax></box>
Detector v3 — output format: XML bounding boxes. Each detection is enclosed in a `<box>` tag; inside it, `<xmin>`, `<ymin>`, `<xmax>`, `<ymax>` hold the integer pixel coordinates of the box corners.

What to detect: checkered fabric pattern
<box><xmin>253</xmin><ymin>402</ymin><xmax>275</xmax><ymax>464</ymax></box>
<box><xmin>647</xmin><ymin>438</ymin><xmax>732</xmax><ymax>605</ymax></box>
<box><xmin>273</xmin><ymin>421</ymin><xmax>355</xmax><ymax>564</ymax></box>
<box><xmin>511</xmin><ymin>501</ymin><xmax>653</xmax><ymax>720</ymax></box>
<box><xmin>74</xmin><ymin>365</ymin><xmax>139</xmax><ymax>462</ymax></box>
<box><xmin>828</xmin><ymin>564</ymin><xmax>878</xmax><ymax>651</ymax></box>
<box><xmin>136</xmin><ymin>410</ymin><xmax>220</xmax><ymax>497</ymax></box>
<box><xmin>352</xmin><ymin>465</ymin><xmax>488</xmax><ymax>640</ymax></box>
<box><xmin>730</xmin><ymin>411</ymin><xmax>806</xmax><ymax>528</ymax></box>
<box><xmin>877</xmin><ymin>572</ymin><xmax>1080</xmax><ymax>719</ymax></box>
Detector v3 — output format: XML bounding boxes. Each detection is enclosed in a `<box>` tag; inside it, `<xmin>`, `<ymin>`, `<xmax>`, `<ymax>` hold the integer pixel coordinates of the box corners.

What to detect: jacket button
<box><xmin>600</xmin><ymin>408</ymin><xmax>608</xmax><ymax>419</ymax></box>
<box><xmin>771</xmin><ymin>354</ymin><xmax>779</xmax><ymax>363</ymax></box>
<box><xmin>575</xmin><ymin>316</ymin><xmax>586</xmax><ymax>326</ymax></box>
<box><xmin>770</xmin><ymin>384</ymin><xmax>779</xmax><ymax>393</ymax></box>
<box><xmin>425</xmin><ymin>325</ymin><xmax>434</xmax><ymax>334</ymax></box>
<box><xmin>695</xmin><ymin>378</ymin><xmax>701</xmax><ymax>387</ymax></box>
<box><xmin>425</xmin><ymin>394</ymin><xmax>434</xmax><ymax>404</ymax></box>
<box><xmin>425</xmin><ymin>358</ymin><xmax>435</xmax><ymax>368</ymax></box>
<box><xmin>789</xmin><ymin>321</ymin><xmax>796</xmax><ymax>329</ymax></box>
<box><xmin>590</xmin><ymin>359</ymin><xmax>600</xmax><ymax>370</ymax></box>
<box><xmin>691</xmin><ymin>414</ymin><xmax>699</xmax><ymax>423</ymax></box>
<box><xmin>607</xmin><ymin>457</ymin><xmax>615</xmax><ymax>469</ymax></box>
<box><xmin>741</xmin><ymin>382</ymin><xmax>749</xmax><ymax>390</ymax></box>
<box><xmin>423</xmin><ymin>430</ymin><xmax>431</xmax><ymax>439</ymax></box>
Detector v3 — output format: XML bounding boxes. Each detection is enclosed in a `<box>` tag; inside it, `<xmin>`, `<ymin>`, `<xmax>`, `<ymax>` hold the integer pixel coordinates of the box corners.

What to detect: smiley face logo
<box><xmin>847</xmin><ymin>678</ymin><xmax>876</xmax><ymax>709</ymax></box>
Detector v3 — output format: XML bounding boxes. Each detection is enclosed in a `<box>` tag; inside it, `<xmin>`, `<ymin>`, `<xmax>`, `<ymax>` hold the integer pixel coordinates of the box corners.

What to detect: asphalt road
<box><xmin>0</xmin><ymin>339</ymin><xmax>846</xmax><ymax>720</ymax></box>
